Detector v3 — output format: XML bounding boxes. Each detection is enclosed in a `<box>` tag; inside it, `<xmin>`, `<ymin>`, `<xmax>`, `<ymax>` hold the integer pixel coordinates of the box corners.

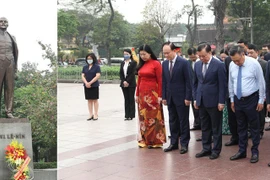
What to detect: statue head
<box><xmin>0</xmin><ymin>17</ymin><xmax>9</xmax><ymax>30</ymax></box>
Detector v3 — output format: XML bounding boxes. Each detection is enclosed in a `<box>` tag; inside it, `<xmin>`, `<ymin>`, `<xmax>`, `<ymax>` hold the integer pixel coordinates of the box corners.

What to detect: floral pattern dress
<box><xmin>136</xmin><ymin>59</ymin><xmax>166</xmax><ymax>146</ymax></box>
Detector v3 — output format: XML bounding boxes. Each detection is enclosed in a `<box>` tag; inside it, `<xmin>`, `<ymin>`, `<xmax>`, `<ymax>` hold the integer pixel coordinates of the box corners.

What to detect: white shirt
<box><xmin>123</xmin><ymin>60</ymin><xmax>130</xmax><ymax>78</ymax></box>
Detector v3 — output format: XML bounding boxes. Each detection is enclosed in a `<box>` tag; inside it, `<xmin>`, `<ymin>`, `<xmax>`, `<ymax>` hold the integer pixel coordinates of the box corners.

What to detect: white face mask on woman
<box><xmin>87</xmin><ymin>59</ymin><xmax>93</xmax><ymax>64</ymax></box>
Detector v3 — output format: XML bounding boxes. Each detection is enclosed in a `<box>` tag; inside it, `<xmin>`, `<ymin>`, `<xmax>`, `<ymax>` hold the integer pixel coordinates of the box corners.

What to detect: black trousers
<box><xmin>234</xmin><ymin>93</ymin><xmax>260</xmax><ymax>155</ymax></box>
<box><xmin>168</xmin><ymin>98</ymin><xmax>190</xmax><ymax>147</ymax></box>
<box><xmin>191</xmin><ymin>99</ymin><xmax>201</xmax><ymax>129</ymax></box>
<box><xmin>121</xmin><ymin>87</ymin><xmax>136</xmax><ymax>118</ymax></box>
<box><xmin>226</xmin><ymin>98</ymin><xmax>238</xmax><ymax>141</ymax></box>
<box><xmin>259</xmin><ymin>102</ymin><xmax>266</xmax><ymax>134</ymax></box>
<box><xmin>199</xmin><ymin>103</ymin><xmax>223</xmax><ymax>154</ymax></box>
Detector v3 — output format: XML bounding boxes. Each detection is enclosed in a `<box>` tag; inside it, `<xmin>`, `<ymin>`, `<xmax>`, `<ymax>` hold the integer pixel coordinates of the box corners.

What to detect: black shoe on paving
<box><xmin>230</xmin><ymin>152</ymin><xmax>247</xmax><ymax>161</ymax></box>
<box><xmin>225</xmin><ymin>140</ymin><xmax>238</xmax><ymax>146</ymax></box>
<box><xmin>180</xmin><ymin>147</ymin><xmax>188</xmax><ymax>154</ymax></box>
<box><xmin>190</xmin><ymin>127</ymin><xmax>201</xmax><ymax>131</ymax></box>
<box><xmin>164</xmin><ymin>145</ymin><xmax>178</xmax><ymax>152</ymax></box>
<box><xmin>209</xmin><ymin>153</ymin><xmax>219</xmax><ymax>160</ymax></box>
<box><xmin>195</xmin><ymin>150</ymin><xmax>211</xmax><ymax>158</ymax></box>
<box><xmin>250</xmin><ymin>154</ymin><xmax>259</xmax><ymax>163</ymax></box>
<box><xmin>265</xmin><ymin>126</ymin><xmax>270</xmax><ymax>131</ymax></box>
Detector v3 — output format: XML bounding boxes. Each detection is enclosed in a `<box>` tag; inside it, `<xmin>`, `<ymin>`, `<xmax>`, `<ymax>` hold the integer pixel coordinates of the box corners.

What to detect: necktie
<box><xmin>236</xmin><ymin>66</ymin><xmax>242</xmax><ymax>99</ymax></box>
<box><xmin>169</xmin><ymin>60</ymin><xmax>173</xmax><ymax>77</ymax></box>
<box><xmin>202</xmin><ymin>63</ymin><xmax>208</xmax><ymax>78</ymax></box>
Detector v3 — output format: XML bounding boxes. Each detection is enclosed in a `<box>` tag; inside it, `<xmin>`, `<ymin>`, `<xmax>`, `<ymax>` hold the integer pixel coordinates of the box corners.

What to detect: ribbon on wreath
<box><xmin>14</xmin><ymin>156</ymin><xmax>31</xmax><ymax>180</ymax></box>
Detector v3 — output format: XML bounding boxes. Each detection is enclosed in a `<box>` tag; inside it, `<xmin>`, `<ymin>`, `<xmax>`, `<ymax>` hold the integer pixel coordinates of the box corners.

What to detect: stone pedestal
<box><xmin>0</xmin><ymin>118</ymin><xmax>34</xmax><ymax>180</ymax></box>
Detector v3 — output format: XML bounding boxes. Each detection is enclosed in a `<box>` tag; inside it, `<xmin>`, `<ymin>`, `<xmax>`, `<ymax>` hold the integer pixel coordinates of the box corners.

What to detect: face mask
<box><xmin>124</xmin><ymin>55</ymin><xmax>130</xmax><ymax>60</ymax></box>
<box><xmin>87</xmin><ymin>59</ymin><xmax>93</xmax><ymax>64</ymax></box>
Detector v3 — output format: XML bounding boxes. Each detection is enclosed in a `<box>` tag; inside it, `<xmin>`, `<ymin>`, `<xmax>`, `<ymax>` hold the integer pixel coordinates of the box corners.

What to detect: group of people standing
<box><xmin>81</xmin><ymin>40</ymin><xmax>270</xmax><ymax>166</ymax></box>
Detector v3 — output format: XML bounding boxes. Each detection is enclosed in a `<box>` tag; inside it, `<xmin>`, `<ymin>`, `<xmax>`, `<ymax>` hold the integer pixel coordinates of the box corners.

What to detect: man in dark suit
<box><xmin>119</xmin><ymin>49</ymin><xmax>137</xmax><ymax>121</ymax></box>
<box><xmin>266</xmin><ymin>60</ymin><xmax>270</xmax><ymax>167</ymax></box>
<box><xmin>162</xmin><ymin>42</ymin><xmax>192</xmax><ymax>154</ymax></box>
<box><xmin>193</xmin><ymin>43</ymin><xmax>227</xmax><ymax>160</ymax></box>
<box><xmin>247</xmin><ymin>44</ymin><xmax>267</xmax><ymax>139</ymax></box>
<box><xmin>187</xmin><ymin>47</ymin><xmax>201</xmax><ymax>131</ymax></box>
<box><xmin>0</xmin><ymin>17</ymin><xmax>19</xmax><ymax>118</ymax></box>
<box><xmin>224</xmin><ymin>42</ymin><xmax>239</xmax><ymax>146</ymax></box>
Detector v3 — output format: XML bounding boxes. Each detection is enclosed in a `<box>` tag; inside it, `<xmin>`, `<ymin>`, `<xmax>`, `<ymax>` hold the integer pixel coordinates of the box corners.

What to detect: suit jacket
<box><xmin>119</xmin><ymin>59</ymin><xmax>137</xmax><ymax>87</ymax></box>
<box><xmin>162</xmin><ymin>56</ymin><xmax>192</xmax><ymax>106</ymax></box>
<box><xmin>7</xmin><ymin>32</ymin><xmax>19</xmax><ymax>71</ymax></box>
<box><xmin>193</xmin><ymin>57</ymin><xmax>227</xmax><ymax>108</ymax></box>
<box><xmin>258</xmin><ymin>58</ymin><xmax>267</xmax><ymax>79</ymax></box>
<box><xmin>266</xmin><ymin>61</ymin><xmax>270</xmax><ymax>104</ymax></box>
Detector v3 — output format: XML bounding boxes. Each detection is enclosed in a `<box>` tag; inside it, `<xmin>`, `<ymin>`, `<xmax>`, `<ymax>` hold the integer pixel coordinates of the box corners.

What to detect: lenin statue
<box><xmin>0</xmin><ymin>17</ymin><xmax>18</xmax><ymax>118</ymax></box>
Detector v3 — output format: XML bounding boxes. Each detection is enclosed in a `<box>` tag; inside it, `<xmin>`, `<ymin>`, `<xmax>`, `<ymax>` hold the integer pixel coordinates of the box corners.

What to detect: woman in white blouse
<box><xmin>119</xmin><ymin>49</ymin><xmax>137</xmax><ymax>120</ymax></box>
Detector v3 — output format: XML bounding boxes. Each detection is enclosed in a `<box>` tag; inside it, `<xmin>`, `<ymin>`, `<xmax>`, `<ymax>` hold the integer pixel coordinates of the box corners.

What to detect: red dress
<box><xmin>136</xmin><ymin>59</ymin><xmax>166</xmax><ymax>146</ymax></box>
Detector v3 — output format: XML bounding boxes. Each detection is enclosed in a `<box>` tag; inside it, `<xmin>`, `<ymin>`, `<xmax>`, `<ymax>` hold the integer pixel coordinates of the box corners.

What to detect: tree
<box><xmin>78</xmin><ymin>0</ymin><xmax>115</xmax><ymax>65</ymax></box>
<box><xmin>227</xmin><ymin>0</ymin><xmax>270</xmax><ymax>46</ymax></box>
<box><xmin>143</xmin><ymin>0</ymin><xmax>181</xmax><ymax>52</ymax></box>
<box><xmin>213</xmin><ymin>0</ymin><xmax>228</xmax><ymax>53</ymax></box>
<box><xmin>92</xmin><ymin>11</ymin><xmax>130</xmax><ymax>57</ymax></box>
<box><xmin>58</xmin><ymin>9</ymin><xmax>80</xmax><ymax>46</ymax></box>
<box><xmin>14</xmin><ymin>42</ymin><xmax>57</xmax><ymax>162</ymax></box>
<box><xmin>133</xmin><ymin>22</ymin><xmax>163</xmax><ymax>56</ymax></box>
<box><xmin>182</xmin><ymin>0</ymin><xmax>203</xmax><ymax>47</ymax></box>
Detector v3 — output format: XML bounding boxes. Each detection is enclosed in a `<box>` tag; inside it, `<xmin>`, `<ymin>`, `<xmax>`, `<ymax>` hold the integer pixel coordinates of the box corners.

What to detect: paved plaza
<box><xmin>58</xmin><ymin>83</ymin><xmax>270</xmax><ymax>180</ymax></box>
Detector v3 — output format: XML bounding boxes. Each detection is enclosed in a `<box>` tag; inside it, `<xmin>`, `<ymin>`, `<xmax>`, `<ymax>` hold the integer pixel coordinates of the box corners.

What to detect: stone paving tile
<box><xmin>58</xmin><ymin>83</ymin><xmax>270</xmax><ymax>180</ymax></box>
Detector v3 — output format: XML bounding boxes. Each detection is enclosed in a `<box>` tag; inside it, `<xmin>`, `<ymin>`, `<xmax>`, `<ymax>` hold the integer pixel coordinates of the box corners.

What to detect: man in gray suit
<box><xmin>247</xmin><ymin>43</ymin><xmax>267</xmax><ymax>139</ymax></box>
<box><xmin>0</xmin><ymin>17</ymin><xmax>19</xmax><ymax>118</ymax></box>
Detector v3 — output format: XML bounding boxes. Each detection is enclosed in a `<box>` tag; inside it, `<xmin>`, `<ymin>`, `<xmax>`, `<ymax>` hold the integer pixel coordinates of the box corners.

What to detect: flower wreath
<box><xmin>5</xmin><ymin>139</ymin><xmax>32</xmax><ymax>180</ymax></box>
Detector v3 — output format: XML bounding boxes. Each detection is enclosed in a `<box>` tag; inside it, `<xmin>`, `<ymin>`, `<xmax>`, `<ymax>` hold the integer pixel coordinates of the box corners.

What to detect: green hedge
<box><xmin>58</xmin><ymin>65</ymin><xmax>120</xmax><ymax>80</ymax></box>
<box><xmin>34</xmin><ymin>162</ymin><xmax>57</xmax><ymax>169</ymax></box>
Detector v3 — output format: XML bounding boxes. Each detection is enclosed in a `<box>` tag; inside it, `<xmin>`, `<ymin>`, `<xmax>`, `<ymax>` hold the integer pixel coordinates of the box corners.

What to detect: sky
<box><xmin>112</xmin><ymin>0</ymin><xmax>214</xmax><ymax>24</ymax></box>
<box><xmin>1</xmin><ymin>0</ymin><xmax>57</xmax><ymax>71</ymax></box>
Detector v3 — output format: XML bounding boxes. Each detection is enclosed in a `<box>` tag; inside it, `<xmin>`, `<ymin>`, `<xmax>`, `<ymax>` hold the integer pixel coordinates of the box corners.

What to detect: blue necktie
<box><xmin>236</xmin><ymin>66</ymin><xmax>242</xmax><ymax>99</ymax></box>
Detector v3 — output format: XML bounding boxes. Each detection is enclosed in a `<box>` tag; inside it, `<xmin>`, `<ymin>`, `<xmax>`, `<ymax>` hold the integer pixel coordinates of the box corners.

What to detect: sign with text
<box><xmin>0</xmin><ymin>118</ymin><xmax>33</xmax><ymax>180</ymax></box>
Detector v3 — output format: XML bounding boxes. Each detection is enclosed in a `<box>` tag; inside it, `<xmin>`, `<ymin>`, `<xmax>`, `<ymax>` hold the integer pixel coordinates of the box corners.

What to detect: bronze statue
<box><xmin>0</xmin><ymin>17</ymin><xmax>18</xmax><ymax>118</ymax></box>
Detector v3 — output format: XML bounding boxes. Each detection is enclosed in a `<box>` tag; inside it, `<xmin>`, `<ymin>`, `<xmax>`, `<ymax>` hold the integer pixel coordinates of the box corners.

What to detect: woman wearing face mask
<box><xmin>119</xmin><ymin>49</ymin><xmax>137</xmax><ymax>121</ymax></box>
<box><xmin>135</xmin><ymin>44</ymin><xmax>166</xmax><ymax>149</ymax></box>
<box><xmin>81</xmin><ymin>53</ymin><xmax>101</xmax><ymax>121</ymax></box>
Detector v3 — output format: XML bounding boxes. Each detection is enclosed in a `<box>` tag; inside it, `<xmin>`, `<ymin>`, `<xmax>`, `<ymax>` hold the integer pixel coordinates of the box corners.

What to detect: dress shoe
<box><xmin>209</xmin><ymin>153</ymin><xmax>219</xmax><ymax>160</ymax></box>
<box><xmin>230</xmin><ymin>152</ymin><xmax>247</xmax><ymax>160</ymax></box>
<box><xmin>265</xmin><ymin>126</ymin><xmax>270</xmax><ymax>131</ymax></box>
<box><xmin>138</xmin><ymin>141</ymin><xmax>146</xmax><ymax>148</ymax></box>
<box><xmin>250</xmin><ymin>154</ymin><xmax>259</xmax><ymax>163</ymax></box>
<box><xmin>196</xmin><ymin>137</ymin><xmax>202</xmax><ymax>141</ymax></box>
<box><xmin>260</xmin><ymin>132</ymin><xmax>263</xmax><ymax>139</ymax></box>
<box><xmin>164</xmin><ymin>145</ymin><xmax>178</xmax><ymax>152</ymax></box>
<box><xmin>195</xmin><ymin>150</ymin><xmax>211</xmax><ymax>158</ymax></box>
<box><xmin>190</xmin><ymin>127</ymin><xmax>201</xmax><ymax>131</ymax></box>
<box><xmin>87</xmin><ymin>116</ymin><xmax>93</xmax><ymax>121</ymax></box>
<box><xmin>225</xmin><ymin>140</ymin><xmax>238</xmax><ymax>146</ymax></box>
<box><xmin>124</xmin><ymin>118</ymin><xmax>129</xmax><ymax>121</ymax></box>
<box><xmin>6</xmin><ymin>113</ymin><xmax>15</xmax><ymax>118</ymax></box>
<box><xmin>93</xmin><ymin>117</ymin><xmax>98</xmax><ymax>120</ymax></box>
<box><xmin>180</xmin><ymin>147</ymin><xmax>188</xmax><ymax>154</ymax></box>
<box><xmin>148</xmin><ymin>144</ymin><xmax>162</xmax><ymax>149</ymax></box>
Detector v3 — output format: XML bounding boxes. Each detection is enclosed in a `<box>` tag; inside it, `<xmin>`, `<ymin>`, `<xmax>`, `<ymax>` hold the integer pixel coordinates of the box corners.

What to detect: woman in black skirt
<box><xmin>119</xmin><ymin>49</ymin><xmax>137</xmax><ymax>120</ymax></box>
<box><xmin>81</xmin><ymin>53</ymin><xmax>101</xmax><ymax>120</ymax></box>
